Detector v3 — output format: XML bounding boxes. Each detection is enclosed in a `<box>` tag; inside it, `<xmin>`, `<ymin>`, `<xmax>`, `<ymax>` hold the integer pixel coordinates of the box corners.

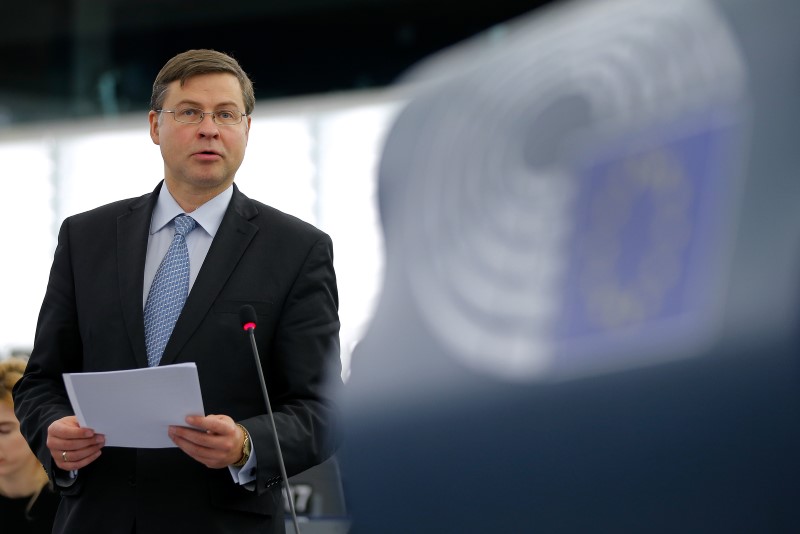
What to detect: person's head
<box><xmin>0</xmin><ymin>358</ymin><xmax>46</xmax><ymax>487</ymax></box>
<box><xmin>148</xmin><ymin>49</ymin><xmax>254</xmax><ymax>210</ymax></box>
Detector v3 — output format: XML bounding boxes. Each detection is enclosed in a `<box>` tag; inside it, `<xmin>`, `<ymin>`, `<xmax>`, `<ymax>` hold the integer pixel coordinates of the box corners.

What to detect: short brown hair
<box><xmin>150</xmin><ymin>49</ymin><xmax>255</xmax><ymax>115</ymax></box>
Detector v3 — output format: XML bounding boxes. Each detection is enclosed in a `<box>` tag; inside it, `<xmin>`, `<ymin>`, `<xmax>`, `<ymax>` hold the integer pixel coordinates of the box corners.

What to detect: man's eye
<box><xmin>217</xmin><ymin>111</ymin><xmax>235</xmax><ymax>120</ymax></box>
<box><xmin>179</xmin><ymin>108</ymin><xmax>200</xmax><ymax>117</ymax></box>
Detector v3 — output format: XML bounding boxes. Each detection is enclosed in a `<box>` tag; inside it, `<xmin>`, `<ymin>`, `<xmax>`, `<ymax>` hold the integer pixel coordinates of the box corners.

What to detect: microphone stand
<box><xmin>244</xmin><ymin>322</ymin><xmax>302</xmax><ymax>534</ymax></box>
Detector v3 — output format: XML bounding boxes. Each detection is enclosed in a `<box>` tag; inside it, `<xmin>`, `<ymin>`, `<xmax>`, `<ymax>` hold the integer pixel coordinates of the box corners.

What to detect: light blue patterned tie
<box><xmin>144</xmin><ymin>214</ymin><xmax>197</xmax><ymax>367</ymax></box>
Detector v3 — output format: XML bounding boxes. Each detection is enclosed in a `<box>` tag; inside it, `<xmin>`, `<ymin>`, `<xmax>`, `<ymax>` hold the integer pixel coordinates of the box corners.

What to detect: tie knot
<box><xmin>173</xmin><ymin>215</ymin><xmax>197</xmax><ymax>237</ymax></box>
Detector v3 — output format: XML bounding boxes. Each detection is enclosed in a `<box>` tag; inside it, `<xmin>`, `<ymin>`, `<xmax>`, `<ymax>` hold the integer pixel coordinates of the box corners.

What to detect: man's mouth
<box><xmin>193</xmin><ymin>150</ymin><xmax>222</xmax><ymax>160</ymax></box>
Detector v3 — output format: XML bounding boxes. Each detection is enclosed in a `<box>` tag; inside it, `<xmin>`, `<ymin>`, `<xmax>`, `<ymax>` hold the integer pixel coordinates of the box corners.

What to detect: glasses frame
<box><xmin>156</xmin><ymin>107</ymin><xmax>247</xmax><ymax>125</ymax></box>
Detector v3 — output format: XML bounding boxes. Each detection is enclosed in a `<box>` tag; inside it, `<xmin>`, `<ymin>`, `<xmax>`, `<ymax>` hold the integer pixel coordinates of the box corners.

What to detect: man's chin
<box><xmin>183</xmin><ymin>172</ymin><xmax>230</xmax><ymax>186</ymax></box>
<box><xmin>167</xmin><ymin>174</ymin><xmax>234</xmax><ymax>194</ymax></box>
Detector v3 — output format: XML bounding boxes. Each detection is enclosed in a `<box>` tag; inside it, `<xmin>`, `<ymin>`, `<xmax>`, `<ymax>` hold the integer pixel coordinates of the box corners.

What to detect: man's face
<box><xmin>149</xmin><ymin>73</ymin><xmax>251</xmax><ymax>200</ymax></box>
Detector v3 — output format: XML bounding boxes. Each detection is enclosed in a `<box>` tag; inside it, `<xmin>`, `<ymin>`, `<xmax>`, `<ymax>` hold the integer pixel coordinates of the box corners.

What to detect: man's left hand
<box><xmin>169</xmin><ymin>414</ymin><xmax>245</xmax><ymax>468</ymax></box>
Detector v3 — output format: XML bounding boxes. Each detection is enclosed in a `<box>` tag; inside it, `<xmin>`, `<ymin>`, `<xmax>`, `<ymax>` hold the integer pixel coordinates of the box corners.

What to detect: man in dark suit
<box><xmin>12</xmin><ymin>49</ymin><xmax>341</xmax><ymax>534</ymax></box>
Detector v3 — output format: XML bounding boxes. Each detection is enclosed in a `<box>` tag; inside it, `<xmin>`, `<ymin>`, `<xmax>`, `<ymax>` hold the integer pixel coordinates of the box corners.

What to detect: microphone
<box><xmin>239</xmin><ymin>305</ymin><xmax>302</xmax><ymax>534</ymax></box>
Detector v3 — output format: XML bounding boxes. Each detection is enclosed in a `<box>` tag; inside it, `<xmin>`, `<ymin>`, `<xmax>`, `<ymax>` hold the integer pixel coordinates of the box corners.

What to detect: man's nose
<box><xmin>197</xmin><ymin>113</ymin><xmax>219</xmax><ymax>135</ymax></box>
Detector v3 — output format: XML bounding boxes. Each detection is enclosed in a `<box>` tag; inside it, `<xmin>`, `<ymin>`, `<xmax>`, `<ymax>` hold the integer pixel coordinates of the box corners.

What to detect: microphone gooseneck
<box><xmin>239</xmin><ymin>305</ymin><xmax>302</xmax><ymax>534</ymax></box>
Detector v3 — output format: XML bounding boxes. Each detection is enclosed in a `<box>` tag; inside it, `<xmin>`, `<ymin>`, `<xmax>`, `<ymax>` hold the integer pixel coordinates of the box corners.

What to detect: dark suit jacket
<box><xmin>13</xmin><ymin>182</ymin><xmax>342</xmax><ymax>534</ymax></box>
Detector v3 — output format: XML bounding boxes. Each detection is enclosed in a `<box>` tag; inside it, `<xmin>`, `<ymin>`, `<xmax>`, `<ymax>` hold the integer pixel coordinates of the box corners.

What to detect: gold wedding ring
<box><xmin>62</xmin><ymin>450</ymin><xmax>69</xmax><ymax>462</ymax></box>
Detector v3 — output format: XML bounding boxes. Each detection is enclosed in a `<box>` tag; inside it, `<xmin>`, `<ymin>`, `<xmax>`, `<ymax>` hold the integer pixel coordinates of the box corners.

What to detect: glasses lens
<box><xmin>215</xmin><ymin>110</ymin><xmax>242</xmax><ymax>125</ymax></box>
<box><xmin>174</xmin><ymin>108</ymin><xmax>203</xmax><ymax>123</ymax></box>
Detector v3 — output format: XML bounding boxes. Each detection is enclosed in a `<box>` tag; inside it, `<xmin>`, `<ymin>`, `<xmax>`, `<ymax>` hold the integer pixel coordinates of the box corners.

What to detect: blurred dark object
<box><xmin>0</xmin><ymin>0</ymin><xmax>553</xmax><ymax>126</ymax></box>
<box><xmin>285</xmin><ymin>456</ymin><xmax>350</xmax><ymax>533</ymax></box>
<box><xmin>341</xmin><ymin>0</ymin><xmax>800</xmax><ymax>532</ymax></box>
<box><xmin>286</xmin><ymin>455</ymin><xmax>347</xmax><ymax>517</ymax></box>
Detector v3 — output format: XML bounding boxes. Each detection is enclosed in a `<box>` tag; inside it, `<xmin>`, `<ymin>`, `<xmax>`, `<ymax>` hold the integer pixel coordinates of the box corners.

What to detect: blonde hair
<box><xmin>0</xmin><ymin>356</ymin><xmax>27</xmax><ymax>407</ymax></box>
<box><xmin>0</xmin><ymin>357</ymin><xmax>51</xmax><ymax>508</ymax></box>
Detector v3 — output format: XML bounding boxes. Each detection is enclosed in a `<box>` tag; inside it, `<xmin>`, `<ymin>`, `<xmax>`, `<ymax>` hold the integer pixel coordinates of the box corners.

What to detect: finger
<box><xmin>185</xmin><ymin>414</ymin><xmax>234</xmax><ymax>435</ymax></box>
<box><xmin>47</xmin><ymin>432</ymin><xmax>105</xmax><ymax>453</ymax></box>
<box><xmin>49</xmin><ymin>417</ymin><xmax>97</xmax><ymax>440</ymax></box>
<box><xmin>50</xmin><ymin>436</ymin><xmax>105</xmax><ymax>461</ymax></box>
<box><xmin>170</xmin><ymin>425</ymin><xmax>239</xmax><ymax>462</ymax></box>
<box><xmin>169</xmin><ymin>425</ymin><xmax>236</xmax><ymax>456</ymax></box>
<box><xmin>170</xmin><ymin>424</ymin><xmax>213</xmax><ymax>444</ymax></box>
<box><xmin>54</xmin><ymin>447</ymin><xmax>103</xmax><ymax>470</ymax></box>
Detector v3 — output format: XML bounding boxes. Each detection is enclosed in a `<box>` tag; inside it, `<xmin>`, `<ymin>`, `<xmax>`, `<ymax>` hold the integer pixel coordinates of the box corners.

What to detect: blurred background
<box><xmin>1</xmin><ymin>0</ymin><xmax>554</xmax><ymax>125</ymax></box>
<box><xmin>0</xmin><ymin>0</ymin><xmax>556</xmax><ymax>373</ymax></box>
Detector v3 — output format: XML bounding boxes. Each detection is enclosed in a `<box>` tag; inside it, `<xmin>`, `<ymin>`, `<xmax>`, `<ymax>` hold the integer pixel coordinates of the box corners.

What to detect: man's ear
<box><xmin>149</xmin><ymin>111</ymin><xmax>160</xmax><ymax>145</ymax></box>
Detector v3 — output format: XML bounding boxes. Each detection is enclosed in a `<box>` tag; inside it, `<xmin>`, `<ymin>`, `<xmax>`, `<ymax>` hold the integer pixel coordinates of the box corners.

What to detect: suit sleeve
<box><xmin>244</xmin><ymin>232</ymin><xmax>343</xmax><ymax>492</ymax></box>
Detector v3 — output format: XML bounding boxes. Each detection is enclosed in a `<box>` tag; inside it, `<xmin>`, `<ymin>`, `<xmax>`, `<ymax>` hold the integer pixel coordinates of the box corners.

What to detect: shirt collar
<box><xmin>149</xmin><ymin>182</ymin><xmax>233</xmax><ymax>237</ymax></box>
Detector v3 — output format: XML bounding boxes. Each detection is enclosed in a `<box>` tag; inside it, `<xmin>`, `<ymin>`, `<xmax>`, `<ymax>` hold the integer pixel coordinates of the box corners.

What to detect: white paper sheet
<box><xmin>63</xmin><ymin>363</ymin><xmax>206</xmax><ymax>448</ymax></box>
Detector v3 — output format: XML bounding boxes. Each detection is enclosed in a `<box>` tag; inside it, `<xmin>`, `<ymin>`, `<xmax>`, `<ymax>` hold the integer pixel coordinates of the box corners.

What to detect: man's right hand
<box><xmin>47</xmin><ymin>415</ymin><xmax>105</xmax><ymax>470</ymax></box>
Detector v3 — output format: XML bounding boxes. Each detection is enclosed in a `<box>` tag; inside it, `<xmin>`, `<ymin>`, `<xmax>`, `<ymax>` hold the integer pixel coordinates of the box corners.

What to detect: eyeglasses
<box><xmin>157</xmin><ymin>107</ymin><xmax>247</xmax><ymax>125</ymax></box>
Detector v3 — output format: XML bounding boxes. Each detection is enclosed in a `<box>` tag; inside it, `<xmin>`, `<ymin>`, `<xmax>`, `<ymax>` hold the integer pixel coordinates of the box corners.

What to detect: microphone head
<box><xmin>239</xmin><ymin>305</ymin><xmax>257</xmax><ymax>331</ymax></box>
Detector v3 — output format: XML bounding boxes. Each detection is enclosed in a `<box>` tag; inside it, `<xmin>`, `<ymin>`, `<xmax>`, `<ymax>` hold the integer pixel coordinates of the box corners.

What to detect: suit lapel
<box><xmin>118</xmin><ymin>185</ymin><xmax>160</xmax><ymax>369</ymax></box>
<box><xmin>159</xmin><ymin>185</ymin><xmax>259</xmax><ymax>366</ymax></box>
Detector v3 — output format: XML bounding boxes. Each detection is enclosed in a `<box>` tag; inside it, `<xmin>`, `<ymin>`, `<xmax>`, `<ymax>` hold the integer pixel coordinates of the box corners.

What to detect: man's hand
<box><xmin>169</xmin><ymin>414</ymin><xmax>244</xmax><ymax>469</ymax></box>
<box><xmin>47</xmin><ymin>415</ymin><xmax>105</xmax><ymax>470</ymax></box>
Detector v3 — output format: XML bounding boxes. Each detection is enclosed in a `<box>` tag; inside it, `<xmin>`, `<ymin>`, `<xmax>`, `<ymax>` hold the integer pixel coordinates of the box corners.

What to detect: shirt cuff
<box><xmin>54</xmin><ymin>469</ymin><xmax>79</xmax><ymax>487</ymax></box>
<box><xmin>228</xmin><ymin>436</ymin><xmax>257</xmax><ymax>490</ymax></box>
